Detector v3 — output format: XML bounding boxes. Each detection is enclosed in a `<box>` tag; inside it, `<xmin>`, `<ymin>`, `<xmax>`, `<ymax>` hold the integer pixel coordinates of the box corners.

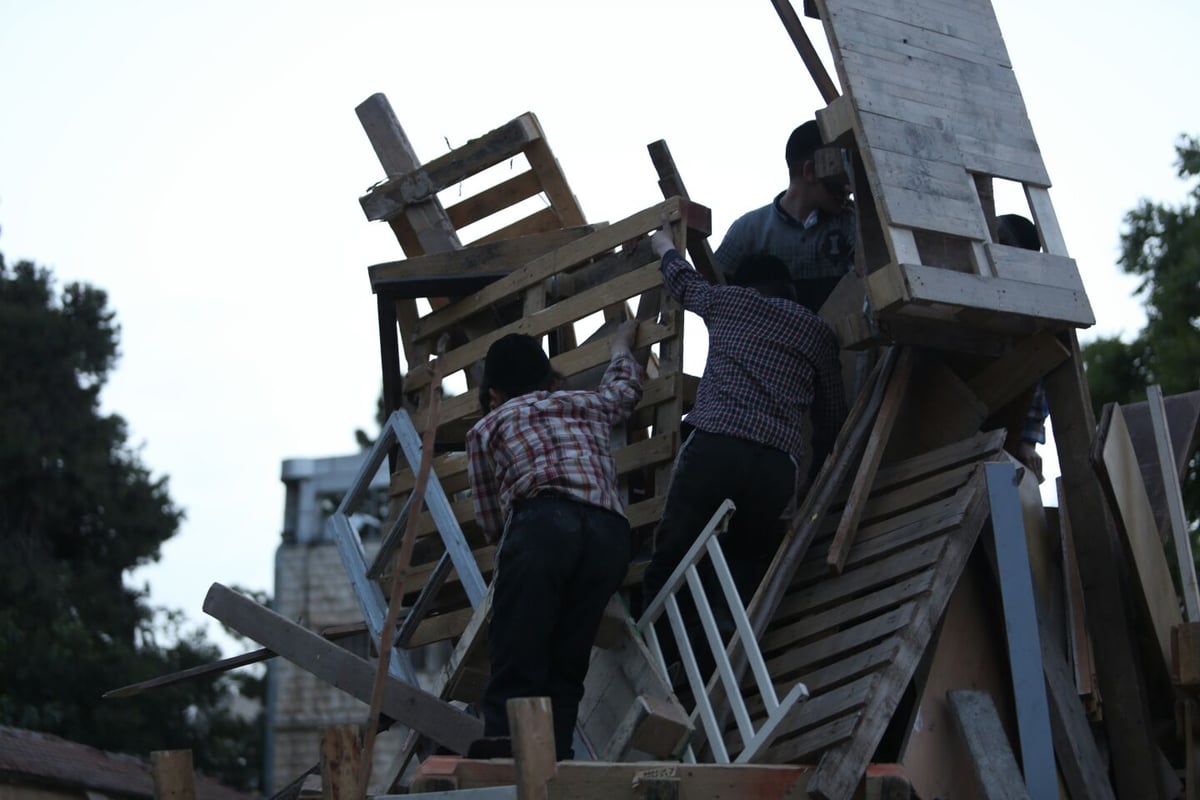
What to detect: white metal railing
<box><xmin>636</xmin><ymin>499</ymin><xmax>809</xmax><ymax>763</ymax></box>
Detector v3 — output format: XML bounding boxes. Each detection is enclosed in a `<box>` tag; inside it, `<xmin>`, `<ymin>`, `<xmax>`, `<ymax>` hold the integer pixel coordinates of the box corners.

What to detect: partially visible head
<box><xmin>732</xmin><ymin>253</ymin><xmax>796</xmax><ymax>301</ymax></box>
<box><xmin>786</xmin><ymin>120</ymin><xmax>849</xmax><ymax>214</ymax></box>
<box><xmin>996</xmin><ymin>214</ymin><xmax>1040</xmax><ymax>252</ymax></box>
<box><xmin>479</xmin><ymin>333</ymin><xmax>553</xmax><ymax>413</ymax></box>
<box><xmin>785</xmin><ymin>121</ymin><xmax>824</xmax><ymax>178</ymax></box>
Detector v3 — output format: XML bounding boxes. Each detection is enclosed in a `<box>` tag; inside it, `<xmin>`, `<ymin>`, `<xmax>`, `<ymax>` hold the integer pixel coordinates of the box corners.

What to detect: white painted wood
<box><xmin>1148</xmin><ymin>384</ymin><xmax>1200</xmax><ymax>623</ymax></box>
<box><xmin>388</xmin><ymin>410</ymin><xmax>487</xmax><ymax>607</ymax></box>
<box><xmin>1025</xmin><ymin>187</ymin><xmax>1069</xmax><ymax>257</ymax></box>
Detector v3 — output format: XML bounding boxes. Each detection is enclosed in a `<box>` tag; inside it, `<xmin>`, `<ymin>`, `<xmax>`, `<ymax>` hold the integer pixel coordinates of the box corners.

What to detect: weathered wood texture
<box><xmin>202</xmin><ymin>583</ymin><xmax>483</xmax><ymax>754</ymax></box>
<box><xmin>946</xmin><ymin>691</ymin><xmax>1032</xmax><ymax>800</ymax></box>
<box><xmin>812</xmin><ymin>0</ymin><xmax>1094</xmax><ymax>335</ymax></box>
<box><xmin>151</xmin><ymin>750</ymin><xmax>196</xmax><ymax>800</ymax></box>
<box><xmin>732</xmin><ymin>433</ymin><xmax>995</xmax><ymax>800</ymax></box>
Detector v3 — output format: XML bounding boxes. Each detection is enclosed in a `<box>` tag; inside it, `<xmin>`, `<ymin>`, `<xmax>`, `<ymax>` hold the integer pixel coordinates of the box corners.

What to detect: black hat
<box><xmin>482</xmin><ymin>334</ymin><xmax>551</xmax><ymax>397</ymax></box>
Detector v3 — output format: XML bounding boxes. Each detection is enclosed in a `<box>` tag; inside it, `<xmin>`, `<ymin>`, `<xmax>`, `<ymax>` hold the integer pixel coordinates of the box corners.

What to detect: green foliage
<box><xmin>1082</xmin><ymin>134</ymin><xmax>1200</xmax><ymax>533</ymax></box>
<box><xmin>0</xmin><ymin>251</ymin><xmax>264</xmax><ymax>791</ymax></box>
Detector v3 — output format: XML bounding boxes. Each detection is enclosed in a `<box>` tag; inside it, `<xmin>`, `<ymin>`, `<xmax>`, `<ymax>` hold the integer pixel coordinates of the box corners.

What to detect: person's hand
<box><xmin>1016</xmin><ymin>441</ymin><xmax>1044</xmax><ymax>484</ymax></box>
<box><xmin>650</xmin><ymin>212</ymin><xmax>677</xmax><ymax>259</ymax></box>
<box><xmin>611</xmin><ymin>319</ymin><xmax>638</xmax><ymax>357</ymax></box>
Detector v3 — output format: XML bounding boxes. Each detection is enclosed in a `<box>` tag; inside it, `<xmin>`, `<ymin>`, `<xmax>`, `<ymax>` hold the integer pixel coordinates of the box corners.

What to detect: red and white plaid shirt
<box><xmin>466</xmin><ymin>351</ymin><xmax>643</xmax><ymax>543</ymax></box>
<box><xmin>660</xmin><ymin>248</ymin><xmax>846</xmax><ymax>463</ymax></box>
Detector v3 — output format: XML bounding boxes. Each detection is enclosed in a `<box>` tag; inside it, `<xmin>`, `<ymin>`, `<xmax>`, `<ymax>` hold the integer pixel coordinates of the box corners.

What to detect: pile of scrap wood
<box><xmin>109</xmin><ymin>1</ymin><xmax>1200</xmax><ymax>799</ymax></box>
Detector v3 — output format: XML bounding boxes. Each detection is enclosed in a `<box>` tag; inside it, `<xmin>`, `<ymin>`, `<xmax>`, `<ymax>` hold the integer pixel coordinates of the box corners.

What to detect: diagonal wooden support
<box><xmin>826</xmin><ymin>346</ymin><xmax>913</xmax><ymax>572</ymax></box>
<box><xmin>947</xmin><ymin>690</ymin><xmax>1031</xmax><ymax>800</ymax></box>
<box><xmin>202</xmin><ymin>583</ymin><xmax>482</xmax><ymax>754</ymax></box>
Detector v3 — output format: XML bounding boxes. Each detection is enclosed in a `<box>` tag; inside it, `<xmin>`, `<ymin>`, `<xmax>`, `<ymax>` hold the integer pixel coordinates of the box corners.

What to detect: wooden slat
<box><xmin>869</xmin><ymin>429</ymin><xmax>1005</xmax><ymax>496</ymax></box>
<box><xmin>1044</xmin><ymin>331</ymin><xmax>1163</xmax><ymax>800</ymax></box>
<box><xmin>368</xmin><ymin>226</ymin><xmax>599</xmax><ymax>296</ymax></box>
<box><xmin>414</xmin><ymin>198</ymin><xmax>683</xmax><ymax>342</ymax></box>
<box><xmin>1093</xmin><ymin>402</ymin><xmax>1183</xmax><ymax>670</ymax></box>
<box><xmin>868</xmin><ymin>262</ymin><xmax>1095</xmax><ymax>327</ymax></box>
<box><xmin>444</xmin><ymin>170</ymin><xmax>543</xmax><ymax>230</ymax></box>
<box><xmin>202</xmin><ymin>583</ymin><xmax>483</xmax><ymax>754</ymax></box>
<box><xmin>359</xmin><ymin>114</ymin><xmax>540</xmax><ymax>222</ymax></box>
<box><xmin>1147</xmin><ymin>385</ymin><xmax>1200</xmax><ymax>622</ymax></box>
<box><xmin>966</xmin><ymin>332</ymin><xmax>1070</xmax><ymax>415</ymax></box>
<box><xmin>946</xmin><ymin>691</ymin><xmax>1032</xmax><ymax>800</ymax></box>
<box><xmin>827</xmin><ymin>347</ymin><xmax>914</xmax><ymax>571</ymax></box>
<box><xmin>468</xmin><ymin>207</ymin><xmax>562</xmax><ymax>247</ymax></box>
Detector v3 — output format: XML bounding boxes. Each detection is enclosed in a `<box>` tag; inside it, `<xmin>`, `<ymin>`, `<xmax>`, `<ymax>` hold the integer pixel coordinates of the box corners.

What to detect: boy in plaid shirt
<box><xmin>466</xmin><ymin>320</ymin><xmax>642</xmax><ymax>759</ymax></box>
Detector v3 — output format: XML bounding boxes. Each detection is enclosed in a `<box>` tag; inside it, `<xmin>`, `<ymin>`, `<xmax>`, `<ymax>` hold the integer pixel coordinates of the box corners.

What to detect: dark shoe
<box><xmin>466</xmin><ymin>736</ymin><xmax>513</xmax><ymax>759</ymax></box>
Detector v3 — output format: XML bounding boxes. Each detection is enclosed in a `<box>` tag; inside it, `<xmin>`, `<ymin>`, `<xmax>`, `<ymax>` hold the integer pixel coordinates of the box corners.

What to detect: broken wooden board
<box><xmin>578</xmin><ymin>600</ymin><xmax>691</xmax><ymax>761</ymax></box>
<box><xmin>1093</xmin><ymin>402</ymin><xmax>1184</xmax><ymax>674</ymax></box>
<box><xmin>202</xmin><ymin>583</ymin><xmax>482</xmax><ymax>754</ymax></box>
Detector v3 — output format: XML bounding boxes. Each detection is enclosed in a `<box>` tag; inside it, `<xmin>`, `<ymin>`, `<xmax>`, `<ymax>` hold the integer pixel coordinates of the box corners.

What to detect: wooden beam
<box><xmin>967</xmin><ymin>332</ymin><xmax>1070</xmax><ymax>415</ymax></box>
<box><xmin>1148</xmin><ymin>385</ymin><xmax>1200</xmax><ymax>622</ymax></box>
<box><xmin>645</xmin><ymin>140</ymin><xmax>722</xmax><ymax>285</ymax></box>
<box><xmin>508</xmin><ymin>698</ymin><xmax>557</xmax><ymax>800</ymax></box>
<box><xmin>1044</xmin><ymin>331</ymin><xmax>1163</xmax><ymax>800</ymax></box>
<box><xmin>770</xmin><ymin>0</ymin><xmax>840</xmax><ymax>102</ymax></box>
<box><xmin>202</xmin><ymin>582</ymin><xmax>482</xmax><ymax>754</ymax></box>
<box><xmin>1093</xmin><ymin>402</ymin><xmax>1183</xmax><ymax>671</ymax></box>
<box><xmin>368</xmin><ymin>226</ymin><xmax>601</xmax><ymax>298</ymax></box>
<box><xmin>946</xmin><ymin>691</ymin><xmax>1032</xmax><ymax>800</ymax></box>
<box><xmin>320</xmin><ymin>726</ymin><xmax>360</xmax><ymax>800</ymax></box>
<box><xmin>827</xmin><ymin>347</ymin><xmax>914</xmax><ymax>572</ymax></box>
<box><xmin>151</xmin><ymin>750</ymin><xmax>195</xmax><ymax>800</ymax></box>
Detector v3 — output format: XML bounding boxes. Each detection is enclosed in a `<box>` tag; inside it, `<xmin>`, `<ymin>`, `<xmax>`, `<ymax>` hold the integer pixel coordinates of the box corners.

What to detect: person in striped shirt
<box><xmin>466</xmin><ymin>320</ymin><xmax>642</xmax><ymax>759</ymax></box>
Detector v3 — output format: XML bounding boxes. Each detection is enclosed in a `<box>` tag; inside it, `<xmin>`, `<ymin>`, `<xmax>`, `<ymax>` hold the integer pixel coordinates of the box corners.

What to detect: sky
<box><xmin>1</xmin><ymin>0</ymin><xmax>1195</xmax><ymax>655</ymax></box>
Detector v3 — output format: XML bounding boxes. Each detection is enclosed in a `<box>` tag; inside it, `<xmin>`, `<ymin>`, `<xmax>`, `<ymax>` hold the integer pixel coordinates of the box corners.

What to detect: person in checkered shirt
<box><xmin>643</xmin><ymin>222</ymin><xmax>847</xmax><ymax>654</ymax></box>
<box><xmin>466</xmin><ymin>320</ymin><xmax>642</xmax><ymax>760</ymax></box>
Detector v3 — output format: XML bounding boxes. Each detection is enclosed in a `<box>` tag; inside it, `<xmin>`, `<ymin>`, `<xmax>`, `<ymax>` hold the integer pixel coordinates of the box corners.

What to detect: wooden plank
<box><xmin>448</xmin><ymin>761</ymin><xmax>815</xmax><ymax>798</ymax></box>
<box><xmin>766</xmin><ymin>600</ymin><xmax>921</xmax><ymax>678</ymax></box>
<box><xmin>771</xmin><ymin>0</ymin><xmax>841</xmax><ymax>102</ymax></box>
<box><xmin>413</xmin><ymin>198</ymin><xmax>684</xmax><ymax>343</ymax></box>
<box><xmin>983</xmin><ymin>463</ymin><xmax>1057</xmax><ymax>800</ymax></box>
<box><xmin>469</xmin><ymin>207</ymin><xmax>562</xmax><ymax>247</ymax></box>
<box><xmin>1148</xmin><ymin>384</ymin><xmax>1200</xmax><ymax>622</ymax></box>
<box><xmin>406</xmin><ymin>263</ymin><xmax>664</xmax><ymax>391</ymax></box>
<box><xmin>368</xmin><ymin>226</ymin><xmax>600</xmax><ymax>297</ymax></box>
<box><xmin>763</xmin><ymin>571</ymin><xmax>934</xmax><ymax>655</ymax></box>
<box><xmin>765</xmin><ymin>713</ymin><xmax>860</xmax><ymax>764</ymax></box>
<box><xmin>521</xmin><ymin>116</ymin><xmax>587</xmax><ymax>227</ymax></box>
<box><xmin>986</xmin><ymin>246</ymin><xmax>1086</xmax><ymax>291</ymax></box>
<box><xmin>203</xmin><ymin>583</ymin><xmax>483</xmax><ymax>754</ymax></box>
<box><xmin>827</xmin><ymin>347</ymin><xmax>914</xmax><ymax>572</ymax></box>
<box><xmin>869</xmin><ymin>429</ymin><xmax>1005</xmax><ymax>496</ymax></box>
<box><xmin>320</xmin><ymin>726</ymin><xmax>361</xmax><ymax>800</ymax></box>
<box><xmin>967</xmin><ymin>332</ymin><xmax>1070</xmax><ymax>415</ymax></box>
<box><xmin>645</xmin><ymin>139</ymin><xmax>722</xmax><ymax>284</ymax></box>
<box><xmin>1094</xmin><ymin>402</ymin><xmax>1183</xmax><ymax>670</ymax></box>
<box><xmin>151</xmin><ymin>750</ymin><xmax>195</xmax><ymax>800</ymax></box>
<box><xmin>1123</xmin><ymin>390</ymin><xmax>1200</xmax><ymax>537</ymax></box>
<box><xmin>579</xmin><ymin>609</ymin><xmax>690</xmax><ymax>760</ymax></box>
<box><xmin>1044</xmin><ymin>331</ymin><xmax>1164</xmax><ymax>800</ymax></box>
<box><xmin>445</xmin><ymin>169</ymin><xmax>543</xmax><ymax>230</ymax></box>
<box><xmin>867</xmin><ymin>262</ymin><xmax>1095</xmax><ymax>327</ymax></box>
<box><xmin>1056</xmin><ymin>478</ymin><xmax>1098</xmax><ymax>710</ymax></box>
<box><xmin>360</xmin><ymin>114</ymin><xmax>540</xmax><ymax>222</ymax></box>
<box><xmin>806</xmin><ymin>471</ymin><xmax>989</xmax><ymax>800</ymax></box>
<box><xmin>946</xmin><ymin>691</ymin><xmax>1031</xmax><ymax>800</ymax></box>
<box><xmin>508</xmin><ymin>697</ymin><xmax>556</xmax><ymax>800</ymax></box>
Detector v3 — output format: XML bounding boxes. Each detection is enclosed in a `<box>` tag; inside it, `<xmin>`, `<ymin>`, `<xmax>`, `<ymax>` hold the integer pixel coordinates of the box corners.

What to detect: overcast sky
<box><xmin>1</xmin><ymin>0</ymin><xmax>1195</xmax><ymax>654</ymax></box>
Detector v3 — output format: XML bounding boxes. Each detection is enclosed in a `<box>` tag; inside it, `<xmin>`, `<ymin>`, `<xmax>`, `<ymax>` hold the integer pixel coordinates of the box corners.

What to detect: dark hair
<box><xmin>785</xmin><ymin>120</ymin><xmax>824</xmax><ymax>177</ymax></box>
<box><xmin>479</xmin><ymin>333</ymin><xmax>552</xmax><ymax>413</ymax></box>
<box><xmin>996</xmin><ymin>214</ymin><xmax>1040</xmax><ymax>252</ymax></box>
<box><xmin>733</xmin><ymin>253</ymin><xmax>797</xmax><ymax>301</ymax></box>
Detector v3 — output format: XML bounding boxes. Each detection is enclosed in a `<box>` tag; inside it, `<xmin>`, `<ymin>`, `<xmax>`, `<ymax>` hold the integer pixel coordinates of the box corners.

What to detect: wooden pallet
<box><xmin>812</xmin><ymin>0</ymin><xmax>1094</xmax><ymax>343</ymax></box>
<box><xmin>722</xmin><ymin>433</ymin><xmax>1001</xmax><ymax>800</ymax></box>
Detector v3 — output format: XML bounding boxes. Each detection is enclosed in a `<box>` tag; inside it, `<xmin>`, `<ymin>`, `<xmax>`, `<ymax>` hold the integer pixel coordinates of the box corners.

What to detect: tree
<box><xmin>0</xmin><ymin>250</ymin><xmax>264</xmax><ymax>790</ymax></box>
<box><xmin>1082</xmin><ymin>134</ymin><xmax>1200</xmax><ymax>532</ymax></box>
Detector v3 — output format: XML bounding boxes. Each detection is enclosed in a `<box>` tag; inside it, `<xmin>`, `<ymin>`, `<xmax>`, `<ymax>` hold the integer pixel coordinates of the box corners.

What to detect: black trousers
<box><xmin>642</xmin><ymin>430</ymin><xmax>795</xmax><ymax>658</ymax></box>
<box><xmin>482</xmin><ymin>494</ymin><xmax>632</xmax><ymax>759</ymax></box>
